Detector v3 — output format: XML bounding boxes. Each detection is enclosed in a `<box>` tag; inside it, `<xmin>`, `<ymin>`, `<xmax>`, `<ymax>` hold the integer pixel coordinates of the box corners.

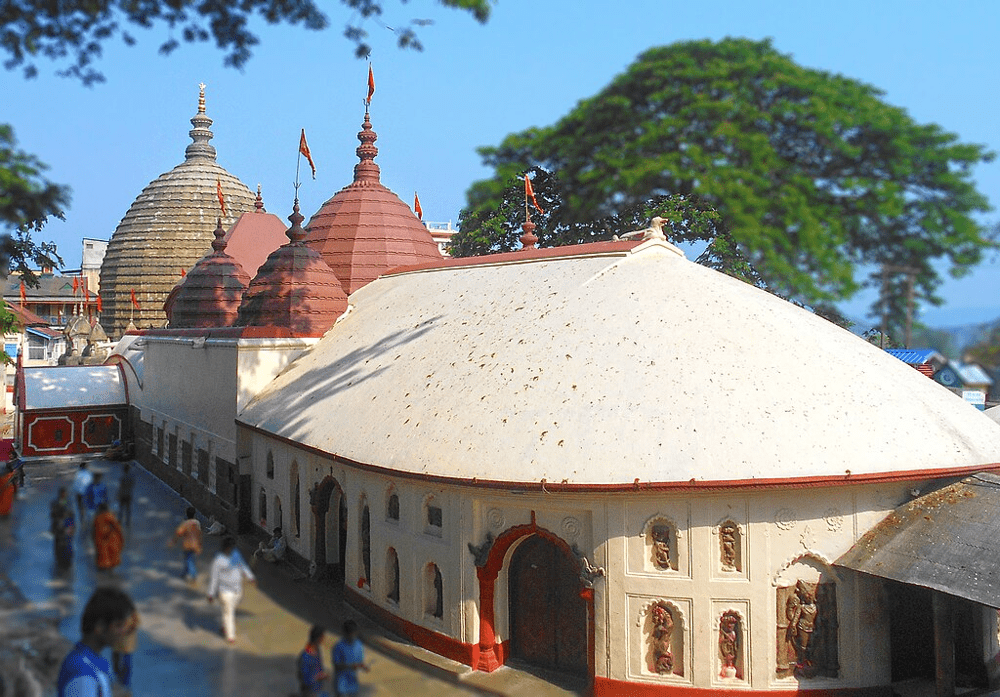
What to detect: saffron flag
<box><xmin>367</xmin><ymin>64</ymin><xmax>375</xmax><ymax>104</ymax></box>
<box><xmin>96</xmin><ymin>295</ymin><xmax>103</xmax><ymax>313</ymax></box>
<box><xmin>19</xmin><ymin>281</ymin><xmax>25</xmax><ymax>306</ymax></box>
<box><xmin>72</xmin><ymin>276</ymin><xmax>79</xmax><ymax>294</ymax></box>
<box><xmin>217</xmin><ymin>179</ymin><xmax>227</xmax><ymax>217</ymax></box>
<box><xmin>299</xmin><ymin>129</ymin><xmax>316</xmax><ymax>179</ymax></box>
<box><xmin>130</xmin><ymin>288</ymin><xmax>141</xmax><ymax>311</ymax></box>
<box><xmin>414</xmin><ymin>192</ymin><xmax>423</xmax><ymax>220</ymax></box>
<box><xmin>180</xmin><ymin>268</ymin><xmax>186</xmax><ymax>278</ymax></box>
<box><xmin>525</xmin><ymin>174</ymin><xmax>545</xmax><ymax>216</ymax></box>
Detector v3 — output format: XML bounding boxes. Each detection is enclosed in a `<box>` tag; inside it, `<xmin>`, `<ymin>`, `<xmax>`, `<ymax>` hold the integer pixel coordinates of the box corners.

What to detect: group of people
<box><xmin>36</xmin><ymin>458</ymin><xmax>370</xmax><ymax>696</ymax></box>
<box><xmin>298</xmin><ymin>621</ymin><xmax>370</xmax><ymax>697</ymax></box>
<box><xmin>57</xmin><ymin>461</ymin><xmax>134</xmax><ymax>573</ymax></box>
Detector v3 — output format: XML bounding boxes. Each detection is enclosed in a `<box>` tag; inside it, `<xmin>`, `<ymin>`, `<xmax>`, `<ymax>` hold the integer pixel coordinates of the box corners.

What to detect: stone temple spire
<box><xmin>185</xmin><ymin>82</ymin><xmax>217</xmax><ymax>161</ymax></box>
<box><xmin>352</xmin><ymin>112</ymin><xmax>381</xmax><ymax>185</ymax></box>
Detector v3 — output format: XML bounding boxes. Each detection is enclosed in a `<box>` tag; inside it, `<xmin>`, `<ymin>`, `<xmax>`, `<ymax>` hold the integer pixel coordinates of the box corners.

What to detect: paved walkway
<box><xmin>0</xmin><ymin>457</ymin><xmax>579</xmax><ymax>696</ymax></box>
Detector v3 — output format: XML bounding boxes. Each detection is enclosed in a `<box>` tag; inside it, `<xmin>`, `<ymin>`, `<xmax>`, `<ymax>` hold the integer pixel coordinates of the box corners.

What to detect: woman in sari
<box><xmin>93</xmin><ymin>502</ymin><xmax>124</xmax><ymax>571</ymax></box>
<box><xmin>0</xmin><ymin>461</ymin><xmax>17</xmax><ymax>516</ymax></box>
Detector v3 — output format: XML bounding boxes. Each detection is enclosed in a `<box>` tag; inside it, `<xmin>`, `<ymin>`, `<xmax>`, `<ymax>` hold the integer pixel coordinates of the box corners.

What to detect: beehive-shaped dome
<box><xmin>167</xmin><ymin>219</ymin><xmax>251</xmax><ymax>328</ymax></box>
<box><xmin>235</xmin><ymin>199</ymin><xmax>348</xmax><ymax>336</ymax></box>
<box><xmin>99</xmin><ymin>86</ymin><xmax>254</xmax><ymax>338</ymax></box>
<box><xmin>305</xmin><ymin>111</ymin><xmax>442</xmax><ymax>295</ymax></box>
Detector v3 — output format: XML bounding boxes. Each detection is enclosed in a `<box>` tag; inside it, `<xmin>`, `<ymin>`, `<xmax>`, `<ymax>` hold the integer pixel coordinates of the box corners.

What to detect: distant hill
<box><xmin>848</xmin><ymin>315</ymin><xmax>1000</xmax><ymax>359</ymax></box>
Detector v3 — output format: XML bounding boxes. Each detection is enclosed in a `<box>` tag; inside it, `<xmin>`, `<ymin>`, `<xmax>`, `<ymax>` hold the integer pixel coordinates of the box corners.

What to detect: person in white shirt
<box><xmin>206</xmin><ymin>536</ymin><xmax>255</xmax><ymax>644</ymax></box>
<box><xmin>72</xmin><ymin>462</ymin><xmax>93</xmax><ymax>524</ymax></box>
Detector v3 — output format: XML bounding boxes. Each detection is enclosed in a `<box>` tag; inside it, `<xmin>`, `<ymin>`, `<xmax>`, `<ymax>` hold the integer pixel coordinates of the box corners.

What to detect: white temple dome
<box><xmin>238</xmin><ymin>238</ymin><xmax>1000</xmax><ymax>487</ymax></box>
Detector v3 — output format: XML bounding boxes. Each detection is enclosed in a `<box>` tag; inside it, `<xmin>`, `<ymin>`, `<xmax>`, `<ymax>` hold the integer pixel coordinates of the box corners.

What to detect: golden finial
<box><xmin>198</xmin><ymin>83</ymin><xmax>207</xmax><ymax>114</ymax></box>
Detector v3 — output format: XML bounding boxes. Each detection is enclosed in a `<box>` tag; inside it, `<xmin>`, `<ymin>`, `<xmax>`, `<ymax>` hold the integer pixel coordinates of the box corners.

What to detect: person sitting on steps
<box><xmin>253</xmin><ymin>526</ymin><xmax>286</xmax><ymax>565</ymax></box>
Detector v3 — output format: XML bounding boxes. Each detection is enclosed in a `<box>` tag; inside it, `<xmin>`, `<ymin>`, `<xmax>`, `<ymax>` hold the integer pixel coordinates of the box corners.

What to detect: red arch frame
<box><xmin>474</xmin><ymin>512</ymin><xmax>596</xmax><ymax>684</ymax></box>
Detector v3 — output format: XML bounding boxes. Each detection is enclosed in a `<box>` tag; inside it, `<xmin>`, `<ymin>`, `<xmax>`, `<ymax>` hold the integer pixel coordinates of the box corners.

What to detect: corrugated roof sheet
<box><xmin>884</xmin><ymin>348</ymin><xmax>944</xmax><ymax>365</ymax></box>
<box><xmin>22</xmin><ymin>365</ymin><xmax>127</xmax><ymax>411</ymax></box>
<box><xmin>835</xmin><ymin>472</ymin><xmax>1000</xmax><ymax>608</ymax></box>
<box><xmin>956</xmin><ymin>362</ymin><xmax>993</xmax><ymax>386</ymax></box>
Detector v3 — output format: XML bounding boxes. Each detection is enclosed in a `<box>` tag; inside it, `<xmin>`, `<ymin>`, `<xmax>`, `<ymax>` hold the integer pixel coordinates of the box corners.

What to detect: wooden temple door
<box><xmin>509</xmin><ymin>535</ymin><xmax>588</xmax><ymax>674</ymax></box>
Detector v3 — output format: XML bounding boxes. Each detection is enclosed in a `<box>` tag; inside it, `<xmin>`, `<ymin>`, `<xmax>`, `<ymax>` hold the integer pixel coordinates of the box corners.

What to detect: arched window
<box><xmin>361</xmin><ymin>499</ymin><xmax>371</xmax><ymax>586</ymax></box>
<box><xmin>386</xmin><ymin>548</ymin><xmax>400</xmax><ymax>605</ymax></box>
<box><xmin>425</xmin><ymin>563</ymin><xmax>443</xmax><ymax>619</ymax></box>
<box><xmin>258</xmin><ymin>488</ymin><xmax>267</xmax><ymax>527</ymax></box>
<box><xmin>290</xmin><ymin>460</ymin><xmax>301</xmax><ymax>537</ymax></box>
<box><xmin>424</xmin><ymin>495</ymin><xmax>442</xmax><ymax>537</ymax></box>
<box><xmin>266</xmin><ymin>451</ymin><xmax>275</xmax><ymax>479</ymax></box>
<box><xmin>273</xmin><ymin>495</ymin><xmax>283</xmax><ymax>531</ymax></box>
<box><xmin>386</xmin><ymin>490</ymin><xmax>399</xmax><ymax>521</ymax></box>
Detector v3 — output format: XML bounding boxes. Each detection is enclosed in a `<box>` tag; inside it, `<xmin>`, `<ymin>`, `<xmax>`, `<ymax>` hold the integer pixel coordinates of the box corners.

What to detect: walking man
<box><xmin>85</xmin><ymin>472</ymin><xmax>109</xmax><ymax>521</ymax></box>
<box><xmin>206</xmin><ymin>536</ymin><xmax>255</xmax><ymax>644</ymax></box>
<box><xmin>117</xmin><ymin>462</ymin><xmax>135</xmax><ymax>527</ymax></box>
<box><xmin>169</xmin><ymin>506</ymin><xmax>203</xmax><ymax>582</ymax></box>
<box><xmin>57</xmin><ymin>587</ymin><xmax>138</xmax><ymax>697</ymax></box>
<box><xmin>50</xmin><ymin>486</ymin><xmax>75</xmax><ymax>567</ymax></box>
<box><xmin>332</xmin><ymin>620</ymin><xmax>369</xmax><ymax>696</ymax></box>
<box><xmin>72</xmin><ymin>462</ymin><xmax>93</xmax><ymax>524</ymax></box>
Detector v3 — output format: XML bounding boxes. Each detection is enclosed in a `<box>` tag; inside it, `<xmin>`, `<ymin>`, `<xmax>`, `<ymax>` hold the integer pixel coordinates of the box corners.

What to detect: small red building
<box><xmin>15</xmin><ymin>364</ymin><xmax>129</xmax><ymax>457</ymax></box>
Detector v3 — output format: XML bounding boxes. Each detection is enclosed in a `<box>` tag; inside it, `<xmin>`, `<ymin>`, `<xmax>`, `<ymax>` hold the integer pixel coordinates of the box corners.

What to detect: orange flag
<box><xmin>217</xmin><ymin>179</ymin><xmax>227</xmax><ymax>217</ymax></box>
<box><xmin>299</xmin><ymin>129</ymin><xmax>316</xmax><ymax>179</ymax></box>
<box><xmin>72</xmin><ymin>276</ymin><xmax>79</xmax><ymax>294</ymax></box>
<box><xmin>414</xmin><ymin>192</ymin><xmax>423</xmax><ymax>220</ymax></box>
<box><xmin>180</xmin><ymin>268</ymin><xmax>186</xmax><ymax>278</ymax></box>
<box><xmin>367</xmin><ymin>64</ymin><xmax>375</xmax><ymax>104</ymax></box>
<box><xmin>130</xmin><ymin>288</ymin><xmax>141</xmax><ymax>311</ymax></box>
<box><xmin>96</xmin><ymin>295</ymin><xmax>103</xmax><ymax>313</ymax></box>
<box><xmin>19</xmin><ymin>281</ymin><xmax>25</xmax><ymax>306</ymax></box>
<box><xmin>525</xmin><ymin>174</ymin><xmax>545</xmax><ymax>216</ymax></box>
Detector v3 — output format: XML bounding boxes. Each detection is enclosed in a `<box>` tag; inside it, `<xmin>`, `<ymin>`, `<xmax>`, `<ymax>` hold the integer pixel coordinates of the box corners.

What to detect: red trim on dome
<box><xmin>133</xmin><ymin>326</ymin><xmax>326</xmax><ymax>339</ymax></box>
<box><xmin>382</xmin><ymin>240</ymin><xmax>643</xmax><ymax>277</ymax></box>
<box><xmin>235</xmin><ymin>421</ymin><xmax>1000</xmax><ymax>492</ymax></box>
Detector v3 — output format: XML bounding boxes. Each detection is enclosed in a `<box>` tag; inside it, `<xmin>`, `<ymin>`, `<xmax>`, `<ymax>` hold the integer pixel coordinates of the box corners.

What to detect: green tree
<box><xmin>1</xmin><ymin>0</ymin><xmax>492</xmax><ymax>85</ymax></box>
<box><xmin>464</xmin><ymin>38</ymin><xmax>994</xmax><ymax>339</ymax></box>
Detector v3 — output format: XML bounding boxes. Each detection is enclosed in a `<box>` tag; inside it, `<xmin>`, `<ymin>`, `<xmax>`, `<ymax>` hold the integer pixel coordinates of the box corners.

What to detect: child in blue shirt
<box><xmin>332</xmin><ymin>620</ymin><xmax>368</xmax><ymax>696</ymax></box>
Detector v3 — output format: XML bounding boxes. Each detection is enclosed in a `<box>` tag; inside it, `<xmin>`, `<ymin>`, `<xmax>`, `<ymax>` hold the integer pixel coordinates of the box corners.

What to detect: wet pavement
<box><xmin>0</xmin><ymin>458</ymin><xmax>575</xmax><ymax>696</ymax></box>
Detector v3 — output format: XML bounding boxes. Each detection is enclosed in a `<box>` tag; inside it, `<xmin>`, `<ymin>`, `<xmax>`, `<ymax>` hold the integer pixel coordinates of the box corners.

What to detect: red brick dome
<box><xmin>167</xmin><ymin>219</ymin><xmax>251</xmax><ymax>328</ymax></box>
<box><xmin>235</xmin><ymin>200</ymin><xmax>348</xmax><ymax>336</ymax></box>
<box><xmin>305</xmin><ymin>112</ymin><xmax>442</xmax><ymax>296</ymax></box>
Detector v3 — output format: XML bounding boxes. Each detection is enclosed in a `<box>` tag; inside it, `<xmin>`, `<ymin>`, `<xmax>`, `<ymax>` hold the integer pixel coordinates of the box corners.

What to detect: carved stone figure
<box><xmin>719</xmin><ymin>521</ymin><xmax>739</xmax><ymax>571</ymax></box>
<box><xmin>650</xmin><ymin>523</ymin><xmax>672</xmax><ymax>570</ymax></box>
<box><xmin>777</xmin><ymin>579</ymin><xmax>838</xmax><ymax>679</ymax></box>
<box><xmin>719</xmin><ymin>611</ymin><xmax>740</xmax><ymax>678</ymax></box>
<box><xmin>650</xmin><ymin>602</ymin><xmax>674</xmax><ymax>674</ymax></box>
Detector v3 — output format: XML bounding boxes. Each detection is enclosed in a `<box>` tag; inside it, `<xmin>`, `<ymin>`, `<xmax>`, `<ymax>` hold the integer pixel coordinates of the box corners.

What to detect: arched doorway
<box><xmin>311</xmin><ymin>477</ymin><xmax>348</xmax><ymax>582</ymax></box>
<box><xmin>508</xmin><ymin>534</ymin><xmax>588</xmax><ymax>675</ymax></box>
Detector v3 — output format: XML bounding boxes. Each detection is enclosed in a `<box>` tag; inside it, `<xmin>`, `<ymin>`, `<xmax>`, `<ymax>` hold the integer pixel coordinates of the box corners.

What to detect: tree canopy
<box><xmin>457</xmin><ymin>38</ymin><xmax>994</xmax><ymax>334</ymax></box>
<box><xmin>1</xmin><ymin>0</ymin><xmax>492</xmax><ymax>84</ymax></box>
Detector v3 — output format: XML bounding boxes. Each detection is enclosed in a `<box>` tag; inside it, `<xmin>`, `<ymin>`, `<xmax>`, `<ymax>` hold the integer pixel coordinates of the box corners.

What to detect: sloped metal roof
<box><xmin>22</xmin><ymin>365</ymin><xmax>127</xmax><ymax>411</ymax></box>
<box><xmin>885</xmin><ymin>348</ymin><xmax>944</xmax><ymax>366</ymax></box>
<box><xmin>835</xmin><ymin>472</ymin><xmax>1000</xmax><ymax>608</ymax></box>
<box><xmin>955</xmin><ymin>362</ymin><xmax>993</xmax><ymax>386</ymax></box>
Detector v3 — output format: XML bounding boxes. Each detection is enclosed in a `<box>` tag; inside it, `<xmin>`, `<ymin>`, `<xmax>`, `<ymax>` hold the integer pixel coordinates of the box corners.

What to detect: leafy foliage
<box><xmin>463</xmin><ymin>38</ymin><xmax>995</xmax><ymax>340</ymax></box>
<box><xmin>0</xmin><ymin>0</ymin><xmax>493</xmax><ymax>84</ymax></box>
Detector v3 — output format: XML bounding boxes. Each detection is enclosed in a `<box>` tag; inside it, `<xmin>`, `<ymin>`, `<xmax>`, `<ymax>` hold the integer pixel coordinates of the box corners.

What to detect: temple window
<box><xmin>258</xmin><ymin>488</ymin><xmax>267</xmax><ymax>527</ymax></box>
<box><xmin>360</xmin><ymin>498</ymin><xmax>371</xmax><ymax>586</ymax></box>
<box><xmin>290</xmin><ymin>460</ymin><xmax>300</xmax><ymax>537</ymax></box>
<box><xmin>266</xmin><ymin>450</ymin><xmax>275</xmax><ymax>479</ymax></box>
<box><xmin>386</xmin><ymin>490</ymin><xmax>399</xmax><ymax>522</ymax></box>
<box><xmin>386</xmin><ymin>548</ymin><xmax>400</xmax><ymax>605</ymax></box>
<box><xmin>424</xmin><ymin>495</ymin><xmax>442</xmax><ymax>537</ymax></box>
<box><xmin>425</xmin><ymin>563</ymin><xmax>443</xmax><ymax>619</ymax></box>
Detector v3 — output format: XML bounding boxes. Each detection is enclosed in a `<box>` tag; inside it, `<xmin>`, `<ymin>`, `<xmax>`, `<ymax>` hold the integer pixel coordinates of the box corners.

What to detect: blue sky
<box><xmin>4</xmin><ymin>0</ymin><xmax>998</xmax><ymax>327</ymax></box>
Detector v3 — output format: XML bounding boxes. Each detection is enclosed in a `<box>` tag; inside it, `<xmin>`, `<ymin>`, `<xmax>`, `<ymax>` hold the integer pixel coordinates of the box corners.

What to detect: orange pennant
<box><xmin>367</xmin><ymin>64</ymin><xmax>375</xmax><ymax>104</ymax></box>
<box><xmin>130</xmin><ymin>288</ymin><xmax>141</xmax><ymax>311</ymax></box>
<box><xmin>217</xmin><ymin>179</ymin><xmax>227</xmax><ymax>217</ymax></box>
<box><xmin>525</xmin><ymin>174</ymin><xmax>545</xmax><ymax>216</ymax></box>
<box><xmin>299</xmin><ymin>129</ymin><xmax>316</xmax><ymax>179</ymax></box>
<box><xmin>96</xmin><ymin>295</ymin><xmax>103</xmax><ymax>313</ymax></box>
<box><xmin>414</xmin><ymin>192</ymin><xmax>423</xmax><ymax>221</ymax></box>
<box><xmin>19</xmin><ymin>281</ymin><xmax>25</xmax><ymax>306</ymax></box>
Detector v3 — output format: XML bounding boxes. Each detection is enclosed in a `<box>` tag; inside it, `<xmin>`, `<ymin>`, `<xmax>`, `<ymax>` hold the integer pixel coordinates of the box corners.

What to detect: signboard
<box><xmin>962</xmin><ymin>390</ymin><xmax>986</xmax><ymax>411</ymax></box>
